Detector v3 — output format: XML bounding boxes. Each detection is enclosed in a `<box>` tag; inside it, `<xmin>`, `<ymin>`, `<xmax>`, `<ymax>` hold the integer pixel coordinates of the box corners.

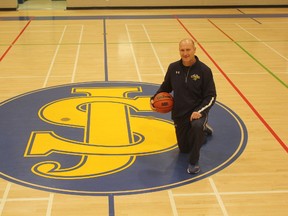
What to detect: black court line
<box><xmin>0</xmin><ymin>13</ymin><xmax>288</xmax><ymax>21</ymax></box>
<box><xmin>237</xmin><ymin>9</ymin><xmax>262</xmax><ymax>24</ymax></box>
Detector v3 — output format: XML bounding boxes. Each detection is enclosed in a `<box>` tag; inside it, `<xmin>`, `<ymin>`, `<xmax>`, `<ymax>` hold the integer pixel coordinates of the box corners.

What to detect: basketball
<box><xmin>153</xmin><ymin>92</ymin><xmax>174</xmax><ymax>113</ymax></box>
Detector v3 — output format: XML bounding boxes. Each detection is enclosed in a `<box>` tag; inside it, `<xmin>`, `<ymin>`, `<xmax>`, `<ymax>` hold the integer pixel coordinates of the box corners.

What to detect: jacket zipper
<box><xmin>185</xmin><ymin>67</ymin><xmax>191</xmax><ymax>84</ymax></box>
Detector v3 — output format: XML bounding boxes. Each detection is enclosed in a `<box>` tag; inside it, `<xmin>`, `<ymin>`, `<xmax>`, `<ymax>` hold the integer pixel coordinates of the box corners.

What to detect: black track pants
<box><xmin>174</xmin><ymin>116</ymin><xmax>207</xmax><ymax>165</ymax></box>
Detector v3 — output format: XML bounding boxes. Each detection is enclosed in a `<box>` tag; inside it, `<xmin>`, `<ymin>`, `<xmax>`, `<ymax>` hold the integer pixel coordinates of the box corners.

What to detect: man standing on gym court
<box><xmin>151</xmin><ymin>38</ymin><xmax>217</xmax><ymax>174</ymax></box>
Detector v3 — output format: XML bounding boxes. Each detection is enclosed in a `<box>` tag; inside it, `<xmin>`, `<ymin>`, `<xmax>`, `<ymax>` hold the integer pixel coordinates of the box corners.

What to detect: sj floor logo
<box><xmin>25</xmin><ymin>85</ymin><xmax>176</xmax><ymax>179</ymax></box>
<box><xmin>0</xmin><ymin>81</ymin><xmax>247</xmax><ymax>195</ymax></box>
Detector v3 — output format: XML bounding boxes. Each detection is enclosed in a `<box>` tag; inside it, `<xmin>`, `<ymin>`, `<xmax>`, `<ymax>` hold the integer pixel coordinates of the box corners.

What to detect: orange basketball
<box><xmin>153</xmin><ymin>92</ymin><xmax>174</xmax><ymax>113</ymax></box>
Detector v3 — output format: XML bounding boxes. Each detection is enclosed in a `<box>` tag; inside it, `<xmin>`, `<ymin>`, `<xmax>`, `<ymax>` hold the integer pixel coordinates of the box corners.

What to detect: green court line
<box><xmin>235</xmin><ymin>41</ymin><xmax>287</xmax><ymax>88</ymax></box>
<box><xmin>1</xmin><ymin>39</ymin><xmax>287</xmax><ymax>88</ymax></box>
<box><xmin>207</xmin><ymin>19</ymin><xmax>287</xmax><ymax>89</ymax></box>
<box><xmin>1</xmin><ymin>40</ymin><xmax>287</xmax><ymax>46</ymax></box>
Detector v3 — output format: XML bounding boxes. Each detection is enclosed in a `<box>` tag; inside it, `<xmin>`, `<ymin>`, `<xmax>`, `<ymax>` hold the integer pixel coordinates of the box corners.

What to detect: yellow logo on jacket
<box><xmin>191</xmin><ymin>74</ymin><xmax>200</xmax><ymax>81</ymax></box>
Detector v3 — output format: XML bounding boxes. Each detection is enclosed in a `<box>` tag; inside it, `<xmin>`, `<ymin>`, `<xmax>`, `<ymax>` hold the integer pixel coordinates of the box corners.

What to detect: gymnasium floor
<box><xmin>0</xmin><ymin>1</ymin><xmax>287</xmax><ymax>216</ymax></box>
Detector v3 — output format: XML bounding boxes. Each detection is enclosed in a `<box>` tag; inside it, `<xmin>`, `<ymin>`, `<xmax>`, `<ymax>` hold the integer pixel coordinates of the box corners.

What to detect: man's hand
<box><xmin>190</xmin><ymin>112</ymin><xmax>202</xmax><ymax>121</ymax></box>
<box><xmin>150</xmin><ymin>99</ymin><xmax>156</xmax><ymax>111</ymax></box>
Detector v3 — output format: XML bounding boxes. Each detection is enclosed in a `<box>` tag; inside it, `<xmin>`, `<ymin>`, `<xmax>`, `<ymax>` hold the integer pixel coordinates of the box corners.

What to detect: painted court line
<box><xmin>0</xmin><ymin>20</ymin><xmax>32</xmax><ymax>62</ymax></box>
<box><xmin>0</xmin><ymin>75</ymin><xmax>73</xmax><ymax>79</ymax></box>
<box><xmin>3</xmin><ymin>198</ymin><xmax>50</xmax><ymax>201</ymax></box>
<box><xmin>235</xmin><ymin>23</ymin><xmax>288</xmax><ymax>62</ymax></box>
<box><xmin>142</xmin><ymin>24</ymin><xmax>166</xmax><ymax>76</ymax></box>
<box><xmin>46</xmin><ymin>193</ymin><xmax>54</xmax><ymax>216</ymax></box>
<box><xmin>108</xmin><ymin>194</ymin><xmax>115</xmax><ymax>216</ymax></box>
<box><xmin>2</xmin><ymin>13</ymin><xmax>288</xmax><ymax>21</ymax></box>
<box><xmin>103</xmin><ymin>19</ymin><xmax>109</xmax><ymax>82</ymax></box>
<box><xmin>207</xmin><ymin>19</ymin><xmax>287</xmax><ymax>88</ymax></box>
<box><xmin>0</xmin><ymin>182</ymin><xmax>11</xmax><ymax>215</ymax></box>
<box><xmin>125</xmin><ymin>24</ymin><xmax>142</xmax><ymax>82</ymax></box>
<box><xmin>237</xmin><ymin>9</ymin><xmax>262</xmax><ymax>24</ymax></box>
<box><xmin>175</xmin><ymin>17</ymin><xmax>288</xmax><ymax>153</ymax></box>
<box><xmin>168</xmin><ymin>190</ymin><xmax>179</xmax><ymax>216</ymax></box>
<box><xmin>43</xmin><ymin>25</ymin><xmax>67</xmax><ymax>88</ymax></box>
<box><xmin>209</xmin><ymin>178</ymin><xmax>229</xmax><ymax>216</ymax></box>
<box><xmin>173</xmin><ymin>189</ymin><xmax>288</xmax><ymax>197</ymax></box>
<box><xmin>71</xmin><ymin>25</ymin><xmax>84</xmax><ymax>83</ymax></box>
<box><xmin>141</xmin><ymin>73</ymin><xmax>165</xmax><ymax>76</ymax></box>
<box><xmin>218</xmin><ymin>171</ymin><xmax>288</xmax><ymax>176</ymax></box>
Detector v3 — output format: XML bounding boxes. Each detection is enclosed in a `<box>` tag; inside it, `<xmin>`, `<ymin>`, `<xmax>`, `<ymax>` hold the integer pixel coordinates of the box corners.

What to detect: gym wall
<box><xmin>66</xmin><ymin>0</ymin><xmax>288</xmax><ymax>9</ymax></box>
<box><xmin>0</xmin><ymin>0</ymin><xmax>287</xmax><ymax>10</ymax></box>
<box><xmin>0</xmin><ymin>0</ymin><xmax>17</xmax><ymax>10</ymax></box>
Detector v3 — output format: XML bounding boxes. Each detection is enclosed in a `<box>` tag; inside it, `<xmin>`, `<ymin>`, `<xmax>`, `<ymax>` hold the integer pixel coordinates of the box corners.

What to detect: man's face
<box><xmin>179</xmin><ymin>41</ymin><xmax>196</xmax><ymax>64</ymax></box>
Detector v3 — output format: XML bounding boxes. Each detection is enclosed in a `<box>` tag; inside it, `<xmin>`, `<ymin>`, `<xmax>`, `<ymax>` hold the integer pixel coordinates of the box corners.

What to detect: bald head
<box><xmin>179</xmin><ymin>38</ymin><xmax>195</xmax><ymax>47</ymax></box>
<box><xmin>179</xmin><ymin>38</ymin><xmax>196</xmax><ymax>66</ymax></box>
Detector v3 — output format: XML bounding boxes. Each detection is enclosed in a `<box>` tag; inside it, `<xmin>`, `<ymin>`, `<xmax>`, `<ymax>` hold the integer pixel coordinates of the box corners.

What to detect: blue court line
<box><xmin>108</xmin><ymin>194</ymin><xmax>115</xmax><ymax>216</ymax></box>
<box><xmin>0</xmin><ymin>13</ymin><xmax>288</xmax><ymax>21</ymax></box>
<box><xmin>104</xmin><ymin>19</ymin><xmax>113</xmax><ymax>215</ymax></box>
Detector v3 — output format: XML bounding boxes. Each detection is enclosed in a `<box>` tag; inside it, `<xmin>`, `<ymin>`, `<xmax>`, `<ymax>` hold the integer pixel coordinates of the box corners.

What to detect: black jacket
<box><xmin>154</xmin><ymin>56</ymin><xmax>217</xmax><ymax>121</ymax></box>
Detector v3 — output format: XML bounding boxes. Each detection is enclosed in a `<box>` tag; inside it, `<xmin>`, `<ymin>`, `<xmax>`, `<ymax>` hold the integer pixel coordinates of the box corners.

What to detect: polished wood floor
<box><xmin>0</xmin><ymin>4</ymin><xmax>287</xmax><ymax>216</ymax></box>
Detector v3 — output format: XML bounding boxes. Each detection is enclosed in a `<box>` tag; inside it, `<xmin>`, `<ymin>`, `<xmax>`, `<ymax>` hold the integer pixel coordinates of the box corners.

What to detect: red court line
<box><xmin>0</xmin><ymin>19</ymin><xmax>32</xmax><ymax>62</ymax></box>
<box><xmin>175</xmin><ymin>17</ymin><xmax>288</xmax><ymax>153</ymax></box>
